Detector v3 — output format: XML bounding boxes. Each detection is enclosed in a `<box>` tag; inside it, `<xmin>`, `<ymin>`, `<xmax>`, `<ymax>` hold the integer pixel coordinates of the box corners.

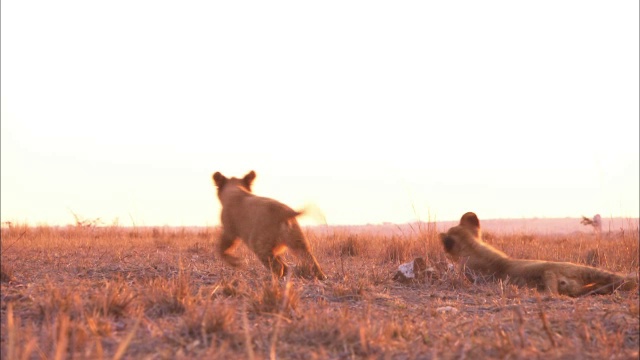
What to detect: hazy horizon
<box><xmin>4</xmin><ymin>215</ymin><xmax>638</xmax><ymax>237</ymax></box>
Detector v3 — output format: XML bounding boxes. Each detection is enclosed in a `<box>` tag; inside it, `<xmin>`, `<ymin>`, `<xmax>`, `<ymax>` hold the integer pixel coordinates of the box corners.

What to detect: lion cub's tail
<box><xmin>268</xmin><ymin>202</ymin><xmax>303</xmax><ymax>223</ymax></box>
<box><xmin>298</xmin><ymin>203</ymin><xmax>327</xmax><ymax>225</ymax></box>
<box><xmin>269</xmin><ymin>202</ymin><xmax>326</xmax><ymax>225</ymax></box>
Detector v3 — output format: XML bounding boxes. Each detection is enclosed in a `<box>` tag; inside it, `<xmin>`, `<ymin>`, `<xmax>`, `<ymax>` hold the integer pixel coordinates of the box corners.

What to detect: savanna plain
<box><xmin>1</xmin><ymin>219</ymin><xmax>639</xmax><ymax>359</ymax></box>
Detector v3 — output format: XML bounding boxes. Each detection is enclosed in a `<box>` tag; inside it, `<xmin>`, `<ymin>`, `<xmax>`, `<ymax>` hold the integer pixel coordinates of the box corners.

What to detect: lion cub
<box><xmin>440</xmin><ymin>212</ymin><xmax>637</xmax><ymax>297</ymax></box>
<box><xmin>212</xmin><ymin>170</ymin><xmax>327</xmax><ymax>280</ymax></box>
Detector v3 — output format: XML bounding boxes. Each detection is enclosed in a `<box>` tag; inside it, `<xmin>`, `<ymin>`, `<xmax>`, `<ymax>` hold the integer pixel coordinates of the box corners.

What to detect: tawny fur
<box><xmin>212</xmin><ymin>170</ymin><xmax>327</xmax><ymax>280</ymax></box>
<box><xmin>440</xmin><ymin>212</ymin><xmax>637</xmax><ymax>297</ymax></box>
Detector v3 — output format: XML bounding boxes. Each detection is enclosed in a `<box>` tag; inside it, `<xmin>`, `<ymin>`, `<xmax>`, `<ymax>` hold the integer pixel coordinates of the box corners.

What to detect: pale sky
<box><xmin>1</xmin><ymin>1</ymin><xmax>638</xmax><ymax>227</ymax></box>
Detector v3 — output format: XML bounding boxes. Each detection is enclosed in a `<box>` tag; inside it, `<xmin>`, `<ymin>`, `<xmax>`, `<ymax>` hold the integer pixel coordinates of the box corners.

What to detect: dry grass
<box><xmin>1</xmin><ymin>222</ymin><xmax>638</xmax><ymax>359</ymax></box>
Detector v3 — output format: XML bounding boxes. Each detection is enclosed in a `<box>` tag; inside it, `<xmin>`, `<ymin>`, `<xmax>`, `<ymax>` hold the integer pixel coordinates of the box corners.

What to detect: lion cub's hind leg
<box><xmin>290</xmin><ymin>246</ymin><xmax>327</xmax><ymax>280</ymax></box>
<box><xmin>254</xmin><ymin>246</ymin><xmax>289</xmax><ymax>278</ymax></box>
<box><xmin>218</xmin><ymin>231</ymin><xmax>242</xmax><ymax>267</ymax></box>
<box><xmin>559</xmin><ymin>277</ymin><xmax>584</xmax><ymax>297</ymax></box>
<box><xmin>282</xmin><ymin>221</ymin><xmax>327</xmax><ymax>280</ymax></box>
<box><xmin>540</xmin><ymin>271</ymin><xmax>581</xmax><ymax>296</ymax></box>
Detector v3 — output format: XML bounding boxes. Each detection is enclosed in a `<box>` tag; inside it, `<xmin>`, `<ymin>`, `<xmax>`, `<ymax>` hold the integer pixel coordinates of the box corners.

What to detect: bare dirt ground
<box><xmin>1</xmin><ymin>221</ymin><xmax>638</xmax><ymax>359</ymax></box>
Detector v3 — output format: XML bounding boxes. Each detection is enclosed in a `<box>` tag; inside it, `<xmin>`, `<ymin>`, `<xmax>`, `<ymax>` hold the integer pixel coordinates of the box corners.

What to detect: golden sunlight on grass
<box><xmin>1</xmin><ymin>223</ymin><xmax>638</xmax><ymax>359</ymax></box>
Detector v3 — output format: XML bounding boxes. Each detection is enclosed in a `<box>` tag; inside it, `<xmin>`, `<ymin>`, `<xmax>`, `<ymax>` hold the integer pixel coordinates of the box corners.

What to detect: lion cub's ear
<box><xmin>243</xmin><ymin>171</ymin><xmax>257</xmax><ymax>191</ymax></box>
<box><xmin>459</xmin><ymin>212</ymin><xmax>481</xmax><ymax>237</ymax></box>
<box><xmin>212</xmin><ymin>172</ymin><xmax>227</xmax><ymax>188</ymax></box>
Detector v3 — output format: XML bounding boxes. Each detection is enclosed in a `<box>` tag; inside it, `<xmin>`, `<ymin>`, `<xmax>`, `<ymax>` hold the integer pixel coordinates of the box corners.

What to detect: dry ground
<box><xmin>1</xmin><ymin>222</ymin><xmax>638</xmax><ymax>359</ymax></box>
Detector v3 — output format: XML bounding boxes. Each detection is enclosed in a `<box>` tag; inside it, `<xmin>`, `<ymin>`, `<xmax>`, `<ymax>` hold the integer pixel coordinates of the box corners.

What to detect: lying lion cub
<box><xmin>212</xmin><ymin>170</ymin><xmax>327</xmax><ymax>280</ymax></box>
<box><xmin>440</xmin><ymin>212</ymin><xmax>637</xmax><ymax>296</ymax></box>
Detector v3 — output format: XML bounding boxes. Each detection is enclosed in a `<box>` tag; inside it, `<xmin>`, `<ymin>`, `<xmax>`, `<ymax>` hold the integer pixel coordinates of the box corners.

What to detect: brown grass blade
<box><xmin>242</xmin><ymin>303</ymin><xmax>256</xmax><ymax>360</ymax></box>
<box><xmin>112</xmin><ymin>315</ymin><xmax>141</xmax><ymax>360</ymax></box>
<box><xmin>53</xmin><ymin>314</ymin><xmax>70</xmax><ymax>360</ymax></box>
<box><xmin>7</xmin><ymin>303</ymin><xmax>16</xmax><ymax>360</ymax></box>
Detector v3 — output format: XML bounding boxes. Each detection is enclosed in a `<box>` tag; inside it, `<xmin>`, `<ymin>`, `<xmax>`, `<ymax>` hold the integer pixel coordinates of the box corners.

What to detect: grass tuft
<box><xmin>249</xmin><ymin>277</ymin><xmax>300</xmax><ymax>315</ymax></box>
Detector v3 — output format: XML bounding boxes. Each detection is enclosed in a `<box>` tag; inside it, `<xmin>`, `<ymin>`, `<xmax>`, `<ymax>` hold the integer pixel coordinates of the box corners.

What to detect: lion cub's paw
<box><xmin>222</xmin><ymin>254</ymin><xmax>242</xmax><ymax>267</ymax></box>
<box><xmin>293</xmin><ymin>265</ymin><xmax>327</xmax><ymax>281</ymax></box>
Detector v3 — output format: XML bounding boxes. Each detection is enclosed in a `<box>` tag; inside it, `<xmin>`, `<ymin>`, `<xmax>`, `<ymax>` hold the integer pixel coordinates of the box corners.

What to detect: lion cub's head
<box><xmin>439</xmin><ymin>212</ymin><xmax>483</xmax><ymax>261</ymax></box>
<box><xmin>212</xmin><ymin>170</ymin><xmax>256</xmax><ymax>199</ymax></box>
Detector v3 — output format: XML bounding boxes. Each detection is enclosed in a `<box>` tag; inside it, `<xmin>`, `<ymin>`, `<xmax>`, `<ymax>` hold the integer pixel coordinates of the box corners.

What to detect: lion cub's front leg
<box><xmin>218</xmin><ymin>231</ymin><xmax>241</xmax><ymax>267</ymax></box>
<box><xmin>542</xmin><ymin>270</ymin><xmax>561</xmax><ymax>295</ymax></box>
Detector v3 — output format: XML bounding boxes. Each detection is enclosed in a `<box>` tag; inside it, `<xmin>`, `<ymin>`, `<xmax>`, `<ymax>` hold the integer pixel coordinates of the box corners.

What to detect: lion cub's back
<box><xmin>231</xmin><ymin>196</ymin><xmax>300</xmax><ymax>238</ymax></box>
<box><xmin>246</xmin><ymin>196</ymin><xmax>299</xmax><ymax>220</ymax></box>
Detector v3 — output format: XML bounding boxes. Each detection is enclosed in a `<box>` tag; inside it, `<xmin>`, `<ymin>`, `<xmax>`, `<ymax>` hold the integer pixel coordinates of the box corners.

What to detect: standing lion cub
<box><xmin>212</xmin><ymin>170</ymin><xmax>327</xmax><ymax>280</ymax></box>
<box><xmin>440</xmin><ymin>212</ymin><xmax>637</xmax><ymax>296</ymax></box>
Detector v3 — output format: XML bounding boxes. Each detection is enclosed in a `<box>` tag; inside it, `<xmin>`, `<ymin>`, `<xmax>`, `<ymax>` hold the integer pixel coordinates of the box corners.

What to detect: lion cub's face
<box><xmin>439</xmin><ymin>212</ymin><xmax>482</xmax><ymax>261</ymax></box>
